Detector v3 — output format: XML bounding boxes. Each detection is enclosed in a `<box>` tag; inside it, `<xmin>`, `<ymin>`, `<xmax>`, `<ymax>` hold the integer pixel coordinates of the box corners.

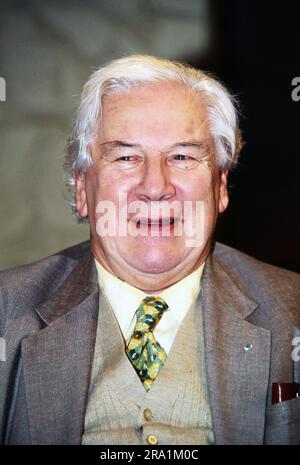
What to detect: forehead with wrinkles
<box><xmin>95</xmin><ymin>82</ymin><xmax>212</xmax><ymax>153</ymax></box>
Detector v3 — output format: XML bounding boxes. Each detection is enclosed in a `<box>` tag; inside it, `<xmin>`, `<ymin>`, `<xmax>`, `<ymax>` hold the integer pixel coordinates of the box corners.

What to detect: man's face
<box><xmin>75</xmin><ymin>82</ymin><xmax>228</xmax><ymax>291</ymax></box>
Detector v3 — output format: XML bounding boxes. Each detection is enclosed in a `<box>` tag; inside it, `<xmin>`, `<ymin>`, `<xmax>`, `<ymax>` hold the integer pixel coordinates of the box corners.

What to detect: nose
<box><xmin>135</xmin><ymin>157</ymin><xmax>176</xmax><ymax>201</ymax></box>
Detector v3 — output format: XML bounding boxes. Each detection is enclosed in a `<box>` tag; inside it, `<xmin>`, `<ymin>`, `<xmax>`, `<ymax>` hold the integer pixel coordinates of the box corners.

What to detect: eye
<box><xmin>117</xmin><ymin>156</ymin><xmax>136</xmax><ymax>161</ymax></box>
<box><xmin>173</xmin><ymin>155</ymin><xmax>192</xmax><ymax>161</ymax></box>
<box><xmin>167</xmin><ymin>154</ymin><xmax>198</xmax><ymax>170</ymax></box>
<box><xmin>112</xmin><ymin>154</ymin><xmax>144</xmax><ymax>170</ymax></box>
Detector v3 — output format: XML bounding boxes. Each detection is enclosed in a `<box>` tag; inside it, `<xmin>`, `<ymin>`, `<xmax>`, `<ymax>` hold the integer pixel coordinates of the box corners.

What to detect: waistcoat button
<box><xmin>147</xmin><ymin>434</ymin><xmax>158</xmax><ymax>445</ymax></box>
<box><xmin>143</xmin><ymin>408</ymin><xmax>153</xmax><ymax>421</ymax></box>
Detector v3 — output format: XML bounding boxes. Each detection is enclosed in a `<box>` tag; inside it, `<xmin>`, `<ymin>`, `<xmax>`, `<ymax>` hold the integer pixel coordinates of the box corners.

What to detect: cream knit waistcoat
<box><xmin>82</xmin><ymin>292</ymin><xmax>214</xmax><ymax>445</ymax></box>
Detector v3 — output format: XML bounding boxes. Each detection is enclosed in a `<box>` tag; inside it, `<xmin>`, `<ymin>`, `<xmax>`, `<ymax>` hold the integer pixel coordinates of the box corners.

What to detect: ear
<box><xmin>73</xmin><ymin>172</ymin><xmax>88</xmax><ymax>218</ymax></box>
<box><xmin>218</xmin><ymin>170</ymin><xmax>229</xmax><ymax>213</ymax></box>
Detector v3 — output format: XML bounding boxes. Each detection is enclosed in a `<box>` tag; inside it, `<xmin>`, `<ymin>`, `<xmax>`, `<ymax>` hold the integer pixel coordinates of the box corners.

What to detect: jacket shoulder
<box><xmin>0</xmin><ymin>241</ymin><xmax>91</xmax><ymax>321</ymax></box>
<box><xmin>213</xmin><ymin>242</ymin><xmax>300</xmax><ymax>326</ymax></box>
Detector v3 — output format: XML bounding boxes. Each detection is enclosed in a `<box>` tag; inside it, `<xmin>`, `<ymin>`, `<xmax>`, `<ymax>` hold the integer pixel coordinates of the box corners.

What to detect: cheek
<box><xmin>86</xmin><ymin>172</ymin><xmax>122</xmax><ymax>205</ymax></box>
<box><xmin>180</xmin><ymin>174</ymin><xmax>219</xmax><ymax>232</ymax></box>
<box><xmin>179</xmin><ymin>171</ymin><xmax>214</xmax><ymax>201</ymax></box>
<box><xmin>98</xmin><ymin>169</ymin><xmax>139</xmax><ymax>201</ymax></box>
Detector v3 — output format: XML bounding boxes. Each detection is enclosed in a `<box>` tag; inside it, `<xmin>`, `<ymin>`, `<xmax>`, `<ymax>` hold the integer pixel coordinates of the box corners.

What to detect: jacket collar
<box><xmin>34</xmin><ymin>246</ymin><xmax>98</xmax><ymax>326</ymax></box>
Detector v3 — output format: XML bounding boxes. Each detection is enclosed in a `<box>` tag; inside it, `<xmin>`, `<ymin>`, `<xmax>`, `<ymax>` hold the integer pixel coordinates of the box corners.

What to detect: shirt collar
<box><xmin>94</xmin><ymin>259</ymin><xmax>205</xmax><ymax>337</ymax></box>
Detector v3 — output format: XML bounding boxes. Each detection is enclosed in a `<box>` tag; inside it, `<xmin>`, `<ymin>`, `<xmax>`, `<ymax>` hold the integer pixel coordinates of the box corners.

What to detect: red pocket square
<box><xmin>272</xmin><ymin>382</ymin><xmax>300</xmax><ymax>404</ymax></box>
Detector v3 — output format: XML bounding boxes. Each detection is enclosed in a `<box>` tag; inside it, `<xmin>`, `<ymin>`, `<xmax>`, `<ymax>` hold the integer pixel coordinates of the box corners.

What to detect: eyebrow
<box><xmin>171</xmin><ymin>141</ymin><xmax>210</xmax><ymax>149</ymax></box>
<box><xmin>99</xmin><ymin>141</ymin><xmax>141</xmax><ymax>151</ymax></box>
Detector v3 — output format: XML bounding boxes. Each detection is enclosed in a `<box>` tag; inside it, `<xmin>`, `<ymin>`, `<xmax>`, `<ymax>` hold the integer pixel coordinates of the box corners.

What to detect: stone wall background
<box><xmin>0</xmin><ymin>0</ymin><xmax>210</xmax><ymax>269</ymax></box>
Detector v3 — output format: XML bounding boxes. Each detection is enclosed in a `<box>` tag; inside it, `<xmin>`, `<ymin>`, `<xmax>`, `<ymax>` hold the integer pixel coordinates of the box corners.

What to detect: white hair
<box><xmin>64</xmin><ymin>54</ymin><xmax>242</xmax><ymax>221</ymax></box>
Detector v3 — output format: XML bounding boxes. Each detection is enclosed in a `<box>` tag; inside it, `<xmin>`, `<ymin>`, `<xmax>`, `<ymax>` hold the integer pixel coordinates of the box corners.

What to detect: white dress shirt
<box><xmin>95</xmin><ymin>259</ymin><xmax>205</xmax><ymax>354</ymax></box>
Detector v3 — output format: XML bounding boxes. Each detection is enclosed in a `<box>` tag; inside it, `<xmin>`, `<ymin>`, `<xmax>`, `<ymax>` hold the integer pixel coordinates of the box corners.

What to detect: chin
<box><xmin>127</xmin><ymin>250</ymin><xmax>181</xmax><ymax>275</ymax></box>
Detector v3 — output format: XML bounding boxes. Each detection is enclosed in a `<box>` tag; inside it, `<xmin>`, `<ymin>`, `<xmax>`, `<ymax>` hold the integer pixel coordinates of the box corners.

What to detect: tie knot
<box><xmin>135</xmin><ymin>296</ymin><xmax>168</xmax><ymax>332</ymax></box>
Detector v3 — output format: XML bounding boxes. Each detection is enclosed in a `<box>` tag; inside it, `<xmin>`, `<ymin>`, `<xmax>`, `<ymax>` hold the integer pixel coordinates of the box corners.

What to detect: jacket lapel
<box><xmin>21</xmin><ymin>250</ymin><xmax>99</xmax><ymax>444</ymax></box>
<box><xmin>201</xmin><ymin>252</ymin><xmax>271</xmax><ymax>445</ymax></box>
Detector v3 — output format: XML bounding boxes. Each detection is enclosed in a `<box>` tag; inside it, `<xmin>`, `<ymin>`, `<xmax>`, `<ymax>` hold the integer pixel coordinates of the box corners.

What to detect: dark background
<box><xmin>197</xmin><ymin>0</ymin><xmax>300</xmax><ymax>273</ymax></box>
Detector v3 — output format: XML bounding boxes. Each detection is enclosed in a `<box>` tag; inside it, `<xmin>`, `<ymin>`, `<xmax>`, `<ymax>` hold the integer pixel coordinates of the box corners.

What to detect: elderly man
<box><xmin>0</xmin><ymin>55</ymin><xmax>299</xmax><ymax>445</ymax></box>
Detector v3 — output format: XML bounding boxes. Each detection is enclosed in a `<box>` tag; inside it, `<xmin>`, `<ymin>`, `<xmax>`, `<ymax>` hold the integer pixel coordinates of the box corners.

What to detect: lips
<box><xmin>137</xmin><ymin>218</ymin><xmax>175</xmax><ymax>226</ymax></box>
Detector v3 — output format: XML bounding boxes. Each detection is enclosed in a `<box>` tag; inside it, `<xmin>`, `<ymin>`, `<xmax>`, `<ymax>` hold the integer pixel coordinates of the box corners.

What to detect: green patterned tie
<box><xmin>126</xmin><ymin>296</ymin><xmax>168</xmax><ymax>391</ymax></box>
